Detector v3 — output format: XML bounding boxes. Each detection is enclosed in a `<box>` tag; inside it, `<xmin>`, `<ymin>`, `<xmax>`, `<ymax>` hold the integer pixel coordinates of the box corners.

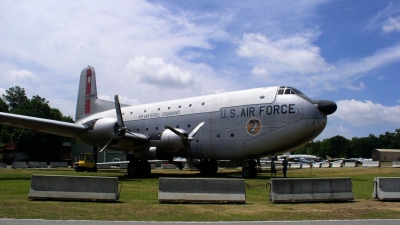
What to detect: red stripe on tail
<box><xmin>85</xmin><ymin>69</ymin><xmax>92</xmax><ymax>114</ymax></box>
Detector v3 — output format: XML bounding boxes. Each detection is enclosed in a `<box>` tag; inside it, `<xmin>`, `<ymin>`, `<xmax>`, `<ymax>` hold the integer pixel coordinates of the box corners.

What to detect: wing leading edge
<box><xmin>0</xmin><ymin>112</ymin><xmax>87</xmax><ymax>137</ymax></box>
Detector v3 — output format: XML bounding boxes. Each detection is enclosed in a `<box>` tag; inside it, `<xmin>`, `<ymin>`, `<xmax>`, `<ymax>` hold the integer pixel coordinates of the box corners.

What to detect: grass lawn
<box><xmin>0</xmin><ymin>165</ymin><xmax>399</xmax><ymax>221</ymax></box>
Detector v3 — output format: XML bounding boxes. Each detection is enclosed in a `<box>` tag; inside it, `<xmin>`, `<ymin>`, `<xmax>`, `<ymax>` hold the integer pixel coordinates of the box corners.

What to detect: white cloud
<box><xmin>252</xmin><ymin>66</ymin><xmax>271</xmax><ymax>78</ymax></box>
<box><xmin>8</xmin><ymin>70</ymin><xmax>37</xmax><ymax>81</ymax></box>
<box><xmin>98</xmin><ymin>94</ymin><xmax>141</xmax><ymax>106</ymax></box>
<box><xmin>365</xmin><ymin>2</ymin><xmax>400</xmax><ymax>33</ymax></box>
<box><xmin>383</xmin><ymin>16</ymin><xmax>400</xmax><ymax>33</ymax></box>
<box><xmin>237</xmin><ymin>33</ymin><xmax>333</xmax><ymax>75</ymax></box>
<box><xmin>126</xmin><ymin>56</ymin><xmax>193</xmax><ymax>88</ymax></box>
<box><xmin>317</xmin><ymin>125</ymin><xmax>355</xmax><ymax>141</ymax></box>
<box><xmin>344</xmin><ymin>82</ymin><xmax>365</xmax><ymax>91</ymax></box>
<box><xmin>308</xmin><ymin>43</ymin><xmax>400</xmax><ymax>91</ymax></box>
<box><xmin>333</xmin><ymin>99</ymin><xmax>400</xmax><ymax>126</ymax></box>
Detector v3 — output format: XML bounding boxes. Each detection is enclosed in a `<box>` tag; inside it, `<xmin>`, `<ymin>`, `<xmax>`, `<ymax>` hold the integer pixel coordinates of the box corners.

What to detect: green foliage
<box><xmin>0</xmin><ymin>98</ymin><xmax>8</xmax><ymax>112</ymax></box>
<box><xmin>2</xmin><ymin>86</ymin><xmax>28</xmax><ymax>111</ymax></box>
<box><xmin>294</xmin><ymin>130</ymin><xmax>400</xmax><ymax>159</ymax></box>
<box><xmin>0</xmin><ymin>86</ymin><xmax>74</xmax><ymax>162</ymax></box>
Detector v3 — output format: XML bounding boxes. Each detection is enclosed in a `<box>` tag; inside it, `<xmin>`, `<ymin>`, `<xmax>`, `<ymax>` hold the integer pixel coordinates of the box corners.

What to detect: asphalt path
<box><xmin>1</xmin><ymin>220</ymin><xmax>400</xmax><ymax>225</ymax></box>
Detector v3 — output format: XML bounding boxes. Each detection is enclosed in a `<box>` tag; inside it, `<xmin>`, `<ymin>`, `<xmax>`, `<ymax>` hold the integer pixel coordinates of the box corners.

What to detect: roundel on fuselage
<box><xmin>246</xmin><ymin>118</ymin><xmax>262</xmax><ymax>136</ymax></box>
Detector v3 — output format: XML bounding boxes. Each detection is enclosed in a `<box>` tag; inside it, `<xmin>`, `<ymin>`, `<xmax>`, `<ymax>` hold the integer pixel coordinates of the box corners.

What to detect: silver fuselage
<box><xmin>76</xmin><ymin>86</ymin><xmax>327</xmax><ymax>160</ymax></box>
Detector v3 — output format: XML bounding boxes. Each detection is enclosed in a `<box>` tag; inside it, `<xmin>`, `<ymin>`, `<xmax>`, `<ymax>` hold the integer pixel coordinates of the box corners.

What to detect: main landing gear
<box><xmin>241</xmin><ymin>159</ymin><xmax>258</xmax><ymax>178</ymax></box>
<box><xmin>127</xmin><ymin>159</ymin><xmax>151</xmax><ymax>176</ymax></box>
<box><xmin>198</xmin><ymin>159</ymin><xmax>218</xmax><ymax>176</ymax></box>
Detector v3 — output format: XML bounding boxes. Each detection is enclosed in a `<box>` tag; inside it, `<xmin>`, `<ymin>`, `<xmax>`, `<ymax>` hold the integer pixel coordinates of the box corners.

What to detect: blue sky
<box><xmin>0</xmin><ymin>0</ymin><xmax>399</xmax><ymax>140</ymax></box>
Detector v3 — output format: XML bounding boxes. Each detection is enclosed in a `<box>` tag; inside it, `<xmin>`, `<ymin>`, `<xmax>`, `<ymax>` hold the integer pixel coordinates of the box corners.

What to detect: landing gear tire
<box><xmin>242</xmin><ymin>166</ymin><xmax>257</xmax><ymax>178</ymax></box>
<box><xmin>127</xmin><ymin>159</ymin><xmax>151</xmax><ymax>177</ymax></box>
<box><xmin>139</xmin><ymin>160</ymin><xmax>151</xmax><ymax>176</ymax></box>
<box><xmin>127</xmin><ymin>160</ymin><xmax>138</xmax><ymax>176</ymax></box>
<box><xmin>199</xmin><ymin>160</ymin><xmax>218</xmax><ymax>176</ymax></box>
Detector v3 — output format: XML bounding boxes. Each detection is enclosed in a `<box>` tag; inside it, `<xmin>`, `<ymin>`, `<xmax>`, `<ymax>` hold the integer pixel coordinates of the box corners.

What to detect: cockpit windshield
<box><xmin>277</xmin><ymin>86</ymin><xmax>303</xmax><ymax>95</ymax></box>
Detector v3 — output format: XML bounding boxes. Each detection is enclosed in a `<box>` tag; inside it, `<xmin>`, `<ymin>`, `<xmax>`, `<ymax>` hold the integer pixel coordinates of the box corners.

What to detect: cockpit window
<box><xmin>278</xmin><ymin>87</ymin><xmax>285</xmax><ymax>95</ymax></box>
<box><xmin>293</xmin><ymin>88</ymin><xmax>303</xmax><ymax>94</ymax></box>
<box><xmin>277</xmin><ymin>86</ymin><xmax>303</xmax><ymax>95</ymax></box>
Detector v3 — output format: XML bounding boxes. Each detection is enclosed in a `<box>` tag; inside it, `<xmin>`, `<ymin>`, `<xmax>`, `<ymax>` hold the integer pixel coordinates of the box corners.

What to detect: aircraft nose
<box><xmin>316</xmin><ymin>100</ymin><xmax>337</xmax><ymax>115</ymax></box>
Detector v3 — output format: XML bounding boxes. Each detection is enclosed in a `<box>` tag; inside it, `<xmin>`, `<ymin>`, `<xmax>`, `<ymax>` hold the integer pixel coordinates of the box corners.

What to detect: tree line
<box><xmin>0</xmin><ymin>86</ymin><xmax>73</xmax><ymax>162</ymax></box>
<box><xmin>293</xmin><ymin>130</ymin><xmax>400</xmax><ymax>159</ymax></box>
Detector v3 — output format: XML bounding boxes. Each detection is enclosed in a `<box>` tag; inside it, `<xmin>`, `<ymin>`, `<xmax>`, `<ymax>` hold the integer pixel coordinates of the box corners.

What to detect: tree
<box><xmin>0</xmin><ymin>98</ymin><xmax>8</xmax><ymax>112</ymax></box>
<box><xmin>293</xmin><ymin>130</ymin><xmax>400</xmax><ymax>159</ymax></box>
<box><xmin>1</xmin><ymin>86</ymin><xmax>74</xmax><ymax>162</ymax></box>
<box><xmin>2</xmin><ymin>86</ymin><xmax>28</xmax><ymax>111</ymax></box>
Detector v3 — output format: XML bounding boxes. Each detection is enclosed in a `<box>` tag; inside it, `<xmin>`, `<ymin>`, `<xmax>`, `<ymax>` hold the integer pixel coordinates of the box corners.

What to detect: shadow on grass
<box><xmin>115</xmin><ymin>169</ymin><xmax>247</xmax><ymax>181</ymax></box>
<box><xmin>0</xmin><ymin>177</ymin><xmax>32</xmax><ymax>181</ymax></box>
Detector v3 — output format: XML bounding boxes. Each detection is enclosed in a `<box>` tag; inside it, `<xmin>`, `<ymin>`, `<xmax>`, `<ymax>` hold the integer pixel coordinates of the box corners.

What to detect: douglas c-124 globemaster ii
<box><xmin>0</xmin><ymin>66</ymin><xmax>337</xmax><ymax>178</ymax></box>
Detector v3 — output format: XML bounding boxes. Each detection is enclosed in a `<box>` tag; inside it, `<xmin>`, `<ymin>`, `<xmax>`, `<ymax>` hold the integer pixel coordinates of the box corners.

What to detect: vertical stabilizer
<box><xmin>75</xmin><ymin>66</ymin><xmax>130</xmax><ymax>122</ymax></box>
<box><xmin>75</xmin><ymin>66</ymin><xmax>98</xmax><ymax>121</ymax></box>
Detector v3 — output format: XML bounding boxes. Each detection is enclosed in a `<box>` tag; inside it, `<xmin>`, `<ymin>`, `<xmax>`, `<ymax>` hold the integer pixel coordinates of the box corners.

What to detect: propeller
<box><xmin>100</xmin><ymin>95</ymin><xmax>127</xmax><ymax>152</ymax></box>
<box><xmin>165</xmin><ymin>122</ymin><xmax>205</xmax><ymax>169</ymax></box>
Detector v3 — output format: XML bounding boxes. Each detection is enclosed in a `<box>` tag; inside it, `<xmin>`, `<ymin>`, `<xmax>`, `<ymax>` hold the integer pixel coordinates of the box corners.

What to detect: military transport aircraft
<box><xmin>0</xmin><ymin>66</ymin><xmax>337</xmax><ymax>178</ymax></box>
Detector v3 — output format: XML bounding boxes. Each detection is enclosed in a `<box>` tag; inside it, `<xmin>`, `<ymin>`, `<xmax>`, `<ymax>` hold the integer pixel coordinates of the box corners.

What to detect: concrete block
<box><xmin>11</xmin><ymin>162</ymin><xmax>27</xmax><ymax>169</ymax></box>
<box><xmin>312</xmin><ymin>163</ymin><xmax>321</xmax><ymax>168</ymax></box>
<box><xmin>362</xmin><ymin>161</ymin><xmax>380</xmax><ymax>167</ymax></box>
<box><xmin>28</xmin><ymin>161</ymin><xmax>47</xmax><ymax>168</ymax></box>
<box><xmin>28</xmin><ymin>174</ymin><xmax>120</xmax><ymax>202</ymax></box>
<box><xmin>392</xmin><ymin>161</ymin><xmax>400</xmax><ymax>168</ymax></box>
<box><xmin>320</xmin><ymin>163</ymin><xmax>331</xmax><ymax>168</ymax></box>
<box><xmin>161</xmin><ymin>164</ymin><xmax>176</xmax><ymax>169</ymax></box>
<box><xmin>301</xmin><ymin>163</ymin><xmax>311</xmax><ymax>169</ymax></box>
<box><xmin>344</xmin><ymin>162</ymin><xmax>356</xmax><ymax>167</ymax></box>
<box><xmin>50</xmin><ymin>162</ymin><xmax>69</xmax><ymax>168</ymax></box>
<box><xmin>373</xmin><ymin>177</ymin><xmax>400</xmax><ymax>201</ymax></box>
<box><xmin>158</xmin><ymin>177</ymin><xmax>246</xmax><ymax>203</ymax></box>
<box><xmin>0</xmin><ymin>163</ymin><xmax>7</xmax><ymax>168</ymax></box>
<box><xmin>269</xmin><ymin>178</ymin><xmax>354</xmax><ymax>203</ymax></box>
<box><xmin>290</xmin><ymin>164</ymin><xmax>302</xmax><ymax>169</ymax></box>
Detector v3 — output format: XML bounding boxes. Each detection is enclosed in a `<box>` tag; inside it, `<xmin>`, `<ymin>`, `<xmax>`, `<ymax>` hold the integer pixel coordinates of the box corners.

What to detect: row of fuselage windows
<box><xmin>277</xmin><ymin>86</ymin><xmax>303</xmax><ymax>95</ymax></box>
<box><xmin>122</xmin><ymin>102</ymin><xmax>206</xmax><ymax>115</ymax></box>
<box><xmin>121</xmin><ymin>87</ymin><xmax>301</xmax><ymax>117</ymax></box>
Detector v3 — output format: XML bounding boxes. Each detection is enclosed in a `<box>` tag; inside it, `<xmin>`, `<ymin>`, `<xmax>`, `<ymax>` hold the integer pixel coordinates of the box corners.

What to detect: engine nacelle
<box><xmin>77</xmin><ymin>118</ymin><xmax>119</xmax><ymax>145</ymax></box>
<box><xmin>158</xmin><ymin>129</ymin><xmax>187</xmax><ymax>152</ymax></box>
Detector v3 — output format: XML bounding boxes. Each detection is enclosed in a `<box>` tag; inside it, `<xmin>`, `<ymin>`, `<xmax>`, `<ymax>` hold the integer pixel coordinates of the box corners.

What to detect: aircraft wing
<box><xmin>0</xmin><ymin>112</ymin><xmax>87</xmax><ymax>137</ymax></box>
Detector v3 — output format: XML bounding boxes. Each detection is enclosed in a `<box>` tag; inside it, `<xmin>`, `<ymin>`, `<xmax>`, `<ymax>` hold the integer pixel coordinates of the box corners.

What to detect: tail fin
<box><xmin>75</xmin><ymin>66</ymin><xmax>116</xmax><ymax>121</ymax></box>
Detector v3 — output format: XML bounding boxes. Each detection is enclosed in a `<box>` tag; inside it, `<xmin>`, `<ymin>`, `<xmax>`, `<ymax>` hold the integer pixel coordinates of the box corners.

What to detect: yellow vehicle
<box><xmin>74</xmin><ymin>153</ymin><xmax>98</xmax><ymax>172</ymax></box>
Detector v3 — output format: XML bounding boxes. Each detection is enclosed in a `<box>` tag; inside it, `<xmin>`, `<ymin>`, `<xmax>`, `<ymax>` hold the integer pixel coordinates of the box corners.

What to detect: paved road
<box><xmin>1</xmin><ymin>220</ymin><xmax>400</xmax><ymax>225</ymax></box>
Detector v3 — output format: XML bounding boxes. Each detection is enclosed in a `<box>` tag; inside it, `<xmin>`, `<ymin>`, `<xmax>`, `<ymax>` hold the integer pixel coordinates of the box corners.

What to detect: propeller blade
<box><xmin>165</xmin><ymin>122</ymin><xmax>205</xmax><ymax>170</ymax></box>
<box><xmin>187</xmin><ymin>145</ymin><xmax>194</xmax><ymax>170</ymax></box>
<box><xmin>165</xmin><ymin>125</ymin><xmax>188</xmax><ymax>139</ymax></box>
<box><xmin>188</xmin><ymin>122</ymin><xmax>205</xmax><ymax>139</ymax></box>
<box><xmin>114</xmin><ymin>95</ymin><xmax>124</xmax><ymax>127</ymax></box>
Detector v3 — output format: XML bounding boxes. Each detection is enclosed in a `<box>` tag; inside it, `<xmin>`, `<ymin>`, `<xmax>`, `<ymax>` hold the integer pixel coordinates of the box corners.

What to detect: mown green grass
<box><xmin>0</xmin><ymin>166</ymin><xmax>399</xmax><ymax>221</ymax></box>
